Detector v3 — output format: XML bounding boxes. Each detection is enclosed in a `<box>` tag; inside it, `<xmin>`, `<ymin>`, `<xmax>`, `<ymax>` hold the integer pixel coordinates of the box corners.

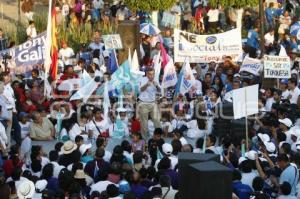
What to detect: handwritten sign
<box><xmin>264</xmin><ymin>55</ymin><xmax>291</xmax><ymax>78</ymax></box>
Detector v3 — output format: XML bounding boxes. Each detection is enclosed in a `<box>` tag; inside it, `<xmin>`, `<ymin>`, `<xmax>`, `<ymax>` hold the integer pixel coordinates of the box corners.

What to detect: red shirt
<box><xmin>3</xmin><ymin>159</ymin><xmax>23</xmax><ymax>178</ymax></box>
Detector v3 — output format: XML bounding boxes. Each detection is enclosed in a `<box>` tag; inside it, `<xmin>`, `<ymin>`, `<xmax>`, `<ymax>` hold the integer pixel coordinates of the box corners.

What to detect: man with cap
<box><xmin>279</xmin><ymin>79</ymin><xmax>290</xmax><ymax>100</ymax></box>
<box><xmin>32</xmin><ymin>180</ymin><xmax>47</xmax><ymax>199</ymax></box>
<box><xmin>279</xmin><ymin>118</ymin><xmax>293</xmax><ymax>144</ymax></box>
<box><xmin>154</xmin><ymin>143</ymin><xmax>178</xmax><ymax>170</ymax></box>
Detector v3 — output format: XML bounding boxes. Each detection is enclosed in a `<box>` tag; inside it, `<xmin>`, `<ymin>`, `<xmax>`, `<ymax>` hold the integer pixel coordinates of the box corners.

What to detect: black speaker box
<box><xmin>184</xmin><ymin>161</ymin><xmax>232</xmax><ymax>199</ymax></box>
<box><xmin>178</xmin><ymin>153</ymin><xmax>220</xmax><ymax>199</ymax></box>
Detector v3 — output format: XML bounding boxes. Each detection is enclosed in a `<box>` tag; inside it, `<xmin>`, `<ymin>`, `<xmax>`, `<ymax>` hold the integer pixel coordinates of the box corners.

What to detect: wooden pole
<box><xmin>17</xmin><ymin>0</ymin><xmax>21</xmax><ymax>43</ymax></box>
<box><xmin>245</xmin><ymin>89</ymin><xmax>249</xmax><ymax>150</ymax></box>
<box><xmin>259</xmin><ymin>0</ymin><xmax>265</xmax><ymax>58</ymax></box>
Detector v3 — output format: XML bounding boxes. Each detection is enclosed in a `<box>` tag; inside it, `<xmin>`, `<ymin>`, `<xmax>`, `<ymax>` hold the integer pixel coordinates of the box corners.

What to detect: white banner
<box><xmin>174</xmin><ymin>28</ymin><xmax>242</xmax><ymax>63</ymax></box>
<box><xmin>264</xmin><ymin>55</ymin><xmax>291</xmax><ymax>79</ymax></box>
<box><xmin>239</xmin><ymin>56</ymin><xmax>262</xmax><ymax>76</ymax></box>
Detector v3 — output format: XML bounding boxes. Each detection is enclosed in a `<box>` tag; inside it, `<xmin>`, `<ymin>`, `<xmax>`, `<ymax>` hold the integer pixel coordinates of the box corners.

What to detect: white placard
<box><xmin>232</xmin><ymin>84</ymin><xmax>259</xmax><ymax>119</ymax></box>
<box><xmin>264</xmin><ymin>55</ymin><xmax>291</xmax><ymax>79</ymax></box>
<box><xmin>239</xmin><ymin>56</ymin><xmax>262</xmax><ymax>76</ymax></box>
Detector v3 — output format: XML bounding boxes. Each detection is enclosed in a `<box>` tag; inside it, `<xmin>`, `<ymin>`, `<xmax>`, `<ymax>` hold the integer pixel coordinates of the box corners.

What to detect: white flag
<box><xmin>179</xmin><ymin>59</ymin><xmax>195</xmax><ymax>95</ymax></box>
<box><xmin>161</xmin><ymin>58</ymin><xmax>178</xmax><ymax>88</ymax></box>
<box><xmin>154</xmin><ymin>51</ymin><xmax>161</xmax><ymax>83</ymax></box>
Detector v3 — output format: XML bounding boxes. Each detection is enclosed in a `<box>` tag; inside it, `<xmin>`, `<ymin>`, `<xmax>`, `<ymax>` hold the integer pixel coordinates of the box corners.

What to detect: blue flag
<box><xmin>108</xmin><ymin>49</ymin><xmax>119</xmax><ymax>74</ymax></box>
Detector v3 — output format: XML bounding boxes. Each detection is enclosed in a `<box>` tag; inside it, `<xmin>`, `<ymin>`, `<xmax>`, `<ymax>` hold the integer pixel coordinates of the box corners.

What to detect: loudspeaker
<box><xmin>117</xmin><ymin>20</ymin><xmax>141</xmax><ymax>64</ymax></box>
<box><xmin>178</xmin><ymin>153</ymin><xmax>220</xmax><ymax>199</ymax></box>
<box><xmin>184</xmin><ymin>161</ymin><xmax>232</xmax><ymax>199</ymax></box>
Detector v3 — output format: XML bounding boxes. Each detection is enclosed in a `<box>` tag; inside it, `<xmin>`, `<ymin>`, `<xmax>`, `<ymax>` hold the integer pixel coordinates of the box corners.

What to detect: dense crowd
<box><xmin>1</xmin><ymin>0</ymin><xmax>300</xmax><ymax>199</ymax></box>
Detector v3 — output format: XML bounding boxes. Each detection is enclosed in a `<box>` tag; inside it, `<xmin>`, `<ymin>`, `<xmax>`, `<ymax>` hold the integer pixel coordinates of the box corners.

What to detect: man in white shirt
<box><xmin>138</xmin><ymin>68</ymin><xmax>161</xmax><ymax>140</ymax></box>
<box><xmin>288</xmin><ymin>78</ymin><xmax>300</xmax><ymax>104</ymax></box>
<box><xmin>58</xmin><ymin>41</ymin><xmax>75</xmax><ymax>65</ymax></box>
<box><xmin>90</xmin><ymin>171</ymin><xmax>118</xmax><ymax>194</ymax></box>
<box><xmin>280</xmin><ymin>79</ymin><xmax>290</xmax><ymax>100</ymax></box>
<box><xmin>0</xmin><ymin>73</ymin><xmax>21</xmax><ymax>148</ymax></box>
<box><xmin>88</xmin><ymin>108</ymin><xmax>109</xmax><ymax>139</ymax></box>
<box><xmin>26</xmin><ymin>21</ymin><xmax>37</xmax><ymax>39</ymax></box>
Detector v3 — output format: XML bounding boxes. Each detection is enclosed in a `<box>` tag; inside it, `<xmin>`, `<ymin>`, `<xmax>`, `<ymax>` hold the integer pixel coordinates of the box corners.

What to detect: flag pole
<box><xmin>245</xmin><ymin>89</ymin><xmax>249</xmax><ymax>150</ymax></box>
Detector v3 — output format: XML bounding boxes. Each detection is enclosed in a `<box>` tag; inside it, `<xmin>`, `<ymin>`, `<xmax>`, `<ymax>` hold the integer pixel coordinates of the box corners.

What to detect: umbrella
<box><xmin>290</xmin><ymin>21</ymin><xmax>300</xmax><ymax>40</ymax></box>
<box><xmin>140</xmin><ymin>23</ymin><xmax>161</xmax><ymax>36</ymax></box>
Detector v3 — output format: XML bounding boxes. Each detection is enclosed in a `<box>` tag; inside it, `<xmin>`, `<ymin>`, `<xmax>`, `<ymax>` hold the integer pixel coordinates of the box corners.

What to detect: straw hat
<box><xmin>17</xmin><ymin>180</ymin><xmax>35</xmax><ymax>199</ymax></box>
<box><xmin>61</xmin><ymin>141</ymin><xmax>77</xmax><ymax>155</ymax></box>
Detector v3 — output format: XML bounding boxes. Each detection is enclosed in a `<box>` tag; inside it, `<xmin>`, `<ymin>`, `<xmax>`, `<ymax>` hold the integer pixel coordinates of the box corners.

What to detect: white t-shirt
<box><xmin>241</xmin><ymin>171</ymin><xmax>258</xmax><ymax>190</ymax></box>
<box><xmin>0</xmin><ymin>122</ymin><xmax>7</xmax><ymax>149</ymax></box>
<box><xmin>93</xmin><ymin>0</ymin><xmax>104</xmax><ymax>9</ymax></box>
<box><xmin>90</xmin><ymin>180</ymin><xmax>118</xmax><ymax>195</ymax></box>
<box><xmin>207</xmin><ymin>9</ymin><xmax>219</xmax><ymax>22</ymax></box>
<box><xmin>289</xmin><ymin>87</ymin><xmax>300</xmax><ymax>104</ymax></box>
<box><xmin>62</xmin><ymin>4</ymin><xmax>70</xmax><ymax>16</ymax></box>
<box><xmin>264</xmin><ymin>32</ymin><xmax>274</xmax><ymax>46</ymax></box>
<box><xmin>265</xmin><ymin>97</ymin><xmax>275</xmax><ymax>112</ymax></box>
<box><xmin>59</xmin><ymin>47</ymin><xmax>75</xmax><ymax>64</ymax></box>
<box><xmin>282</xmin><ymin>89</ymin><xmax>290</xmax><ymax>100</ymax></box>
<box><xmin>116</xmin><ymin>8</ymin><xmax>129</xmax><ymax>21</ymax></box>
<box><xmin>20</xmin><ymin>121</ymin><xmax>31</xmax><ymax>139</ymax></box>
<box><xmin>26</xmin><ymin>26</ymin><xmax>37</xmax><ymax>38</ymax></box>
<box><xmin>88</xmin><ymin>119</ymin><xmax>109</xmax><ymax>138</ymax></box>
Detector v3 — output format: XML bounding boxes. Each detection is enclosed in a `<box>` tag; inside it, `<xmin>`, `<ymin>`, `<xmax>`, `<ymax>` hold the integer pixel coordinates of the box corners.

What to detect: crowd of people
<box><xmin>1</xmin><ymin>0</ymin><xmax>300</xmax><ymax>199</ymax></box>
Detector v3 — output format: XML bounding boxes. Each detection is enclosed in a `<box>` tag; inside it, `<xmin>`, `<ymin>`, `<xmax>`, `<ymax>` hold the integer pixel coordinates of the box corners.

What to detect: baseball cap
<box><xmin>162</xmin><ymin>143</ymin><xmax>173</xmax><ymax>155</ymax></box>
<box><xmin>279</xmin><ymin>118</ymin><xmax>293</xmax><ymax>128</ymax></box>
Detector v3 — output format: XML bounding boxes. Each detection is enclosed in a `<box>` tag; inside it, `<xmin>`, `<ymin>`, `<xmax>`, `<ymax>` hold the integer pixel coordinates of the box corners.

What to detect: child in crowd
<box><xmin>148</xmin><ymin>128</ymin><xmax>165</xmax><ymax>166</ymax></box>
<box><xmin>131</xmin><ymin>133</ymin><xmax>145</xmax><ymax>153</ymax></box>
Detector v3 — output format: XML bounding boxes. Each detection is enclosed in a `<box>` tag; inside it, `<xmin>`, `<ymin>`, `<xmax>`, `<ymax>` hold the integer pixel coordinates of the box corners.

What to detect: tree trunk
<box><xmin>259</xmin><ymin>0</ymin><xmax>265</xmax><ymax>57</ymax></box>
<box><xmin>151</xmin><ymin>10</ymin><xmax>158</xmax><ymax>27</ymax></box>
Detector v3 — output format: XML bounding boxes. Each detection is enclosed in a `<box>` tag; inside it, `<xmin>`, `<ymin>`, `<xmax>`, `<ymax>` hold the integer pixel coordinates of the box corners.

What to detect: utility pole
<box><xmin>259</xmin><ymin>0</ymin><xmax>265</xmax><ymax>58</ymax></box>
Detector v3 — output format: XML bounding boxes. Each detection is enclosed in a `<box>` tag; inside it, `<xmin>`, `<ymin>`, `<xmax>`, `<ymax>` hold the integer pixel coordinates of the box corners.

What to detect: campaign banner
<box><xmin>239</xmin><ymin>56</ymin><xmax>262</xmax><ymax>76</ymax></box>
<box><xmin>264</xmin><ymin>55</ymin><xmax>291</xmax><ymax>78</ymax></box>
<box><xmin>102</xmin><ymin>34</ymin><xmax>123</xmax><ymax>50</ymax></box>
<box><xmin>0</xmin><ymin>32</ymin><xmax>46</xmax><ymax>73</ymax></box>
<box><xmin>174</xmin><ymin>28</ymin><xmax>242</xmax><ymax>63</ymax></box>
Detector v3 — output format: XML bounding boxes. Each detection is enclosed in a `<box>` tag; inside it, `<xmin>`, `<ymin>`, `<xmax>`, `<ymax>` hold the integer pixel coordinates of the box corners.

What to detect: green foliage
<box><xmin>57</xmin><ymin>22</ymin><xmax>115</xmax><ymax>52</ymax></box>
<box><xmin>33</xmin><ymin>10</ymin><xmax>48</xmax><ymax>33</ymax></box>
<box><xmin>210</xmin><ymin>0</ymin><xmax>259</xmax><ymax>8</ymax></box>
<box><xmin>4</xmin><ymin>24</ymin><xmax>27</xmax><ymax>45</ymax></box>
<box><xmin>125</xmin><ymin>0</ymin><xmax>177</xmax><ymax>11</ymax></box>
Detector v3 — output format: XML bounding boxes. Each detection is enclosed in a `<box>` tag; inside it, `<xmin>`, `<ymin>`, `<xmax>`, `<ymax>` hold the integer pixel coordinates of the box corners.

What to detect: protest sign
<box><xmin>232</xmin><ymin>84</ymin><xmax>259</xmax><ymax>120</ymax></box>
<box><xmin>174</xmin><ymin>28</ymin><xmax>242</xmax><ymax>63</ymax></box>
<box><xmin>0</xmin><ymin>32</ymin><xmax>46</xmax><ymax>73</ymax></box>
<box><xmin>264</xmin><ymin>55</ymin><xmax>291</xmax><ymax>79</ymax></box>
<box><xmin>102</xmin><ymin>34</ymin><xmax>123</xmax><ymax>50</ymax></box>
<box><xmin>239</xmin><ymin>56</ymin><xmax>262</xmax><ymax>76</ymax></box>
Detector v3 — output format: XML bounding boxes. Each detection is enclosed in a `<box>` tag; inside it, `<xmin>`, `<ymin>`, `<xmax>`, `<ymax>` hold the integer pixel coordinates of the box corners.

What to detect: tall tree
<box><xmin>209</xmin><ymin>0</ymin><xmax>259</xmax><ymax>8</ymax></box>
<box><xmin>125</xmin><ymin>0</ymin><xmax>176</xmax><ymax>12</ymax></box>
